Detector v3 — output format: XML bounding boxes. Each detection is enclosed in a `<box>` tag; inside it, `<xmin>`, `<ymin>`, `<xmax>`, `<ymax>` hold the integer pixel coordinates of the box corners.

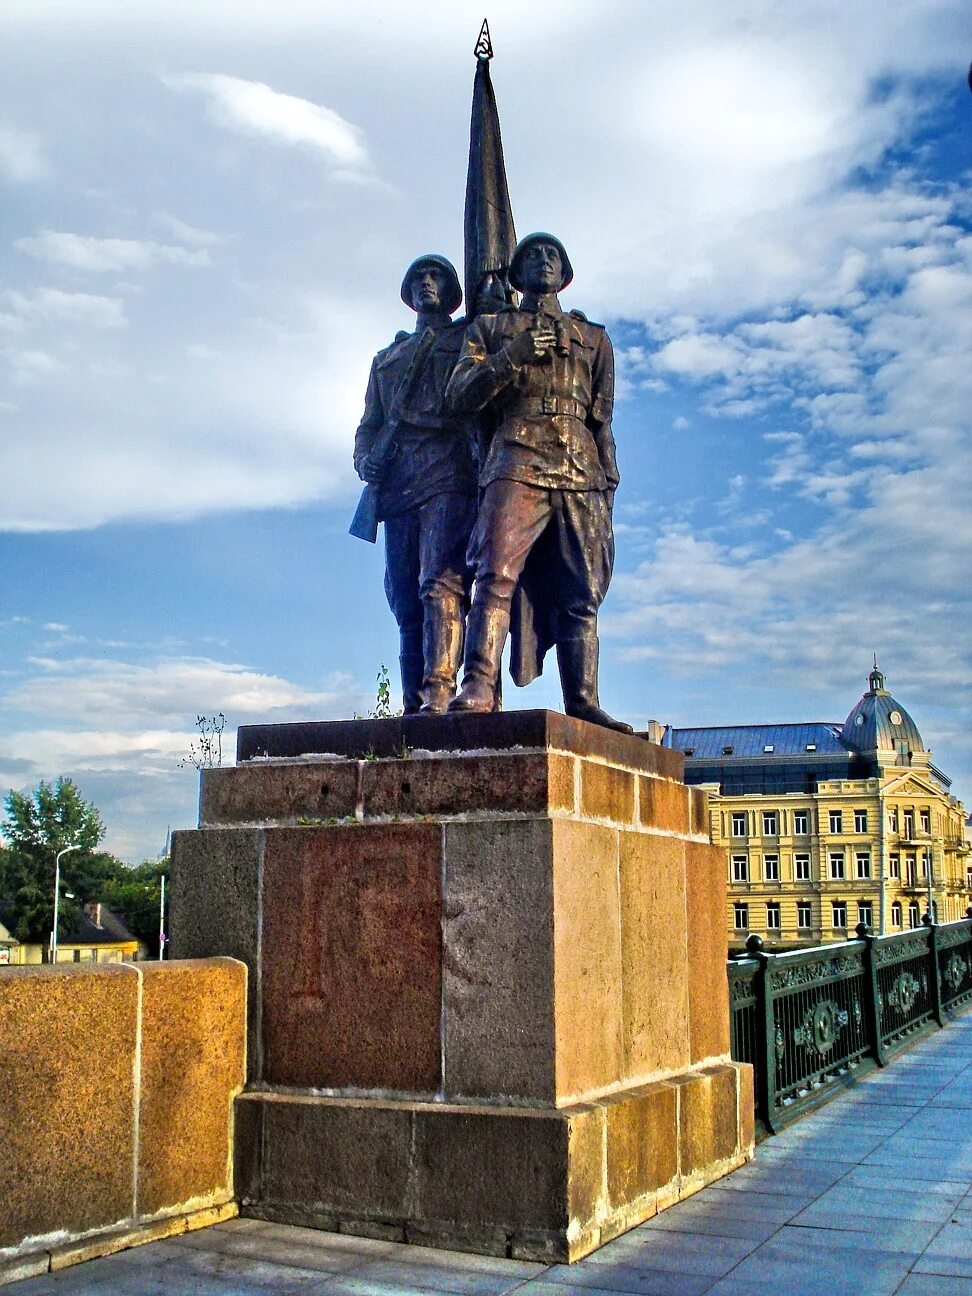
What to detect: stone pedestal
<box><xmin>170</xmin><ymin>710</ymin><xmax>753</xmax><ymax>1262</ymax></box>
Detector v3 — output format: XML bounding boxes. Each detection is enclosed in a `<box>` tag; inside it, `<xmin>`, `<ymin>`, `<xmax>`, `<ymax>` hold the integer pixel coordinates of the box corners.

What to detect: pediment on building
<box><xmin>882</xmin><ymin>771</ymin><xmax>943</xmax><ymax>801</ymax></box>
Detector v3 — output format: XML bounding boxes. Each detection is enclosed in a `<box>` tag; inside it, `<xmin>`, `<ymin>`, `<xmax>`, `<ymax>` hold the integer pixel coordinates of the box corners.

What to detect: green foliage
<box><xmin>99</xmin><ymin>858</ymin><xmax>167</xmax><ymax>956</ymax></box>
<box><xmin>1</xmin><ymin>778</ymin><xmax>107</xmax><ymax>943</ymax></box>
<box><xmin>371</xmin><ymin>665</ymin><xmax>394</xmax><ymax>719</ymax></box>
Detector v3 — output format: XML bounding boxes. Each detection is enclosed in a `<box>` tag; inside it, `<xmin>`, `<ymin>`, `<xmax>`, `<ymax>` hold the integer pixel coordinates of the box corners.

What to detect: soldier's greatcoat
<box><xmin>446</xmin><ymin>298</ymin><xmax>619</xmax><ymax>686</ymax></box>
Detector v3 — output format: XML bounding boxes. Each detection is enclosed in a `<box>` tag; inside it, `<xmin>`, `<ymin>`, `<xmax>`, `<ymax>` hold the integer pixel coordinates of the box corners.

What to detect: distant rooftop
<box><xmin>664</xmin><ymin>721</ymin><xmax>846</xmax><ymax>759</ymax></box>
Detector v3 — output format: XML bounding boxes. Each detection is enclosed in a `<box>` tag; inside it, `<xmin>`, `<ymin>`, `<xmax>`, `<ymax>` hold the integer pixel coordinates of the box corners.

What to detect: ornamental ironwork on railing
<box><xmin>728</xmin><ymin>913</ymin><xmax>972</xmax><ymax>1133</ymax></box>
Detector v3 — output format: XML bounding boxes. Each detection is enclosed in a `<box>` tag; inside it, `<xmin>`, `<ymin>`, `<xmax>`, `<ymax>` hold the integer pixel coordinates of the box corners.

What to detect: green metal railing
<box><xmin>728</xmin><ymin>914</ymin><xmax>972</xmax><ymax>1134</ymax></box>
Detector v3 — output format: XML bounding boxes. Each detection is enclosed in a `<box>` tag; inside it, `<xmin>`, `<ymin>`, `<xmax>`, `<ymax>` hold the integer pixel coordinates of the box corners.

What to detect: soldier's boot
<box><xmin>557</xmin><ymin>633</ymin><xmax>633</xmax><ymax>734</ymax></box>
<box><xmin>419</xmin><ymin>596</ymin><xmax>465</xmax><ymax>714</ymax></box>
<box><xmin>399</xmin><ymin>627</ymin><xmax>425</xmax><ymax>716</ymax></box>
<box><xmin>449</xmin><ymin>600</ymin><xmax>509</xmax><ymax>714</ymax></box>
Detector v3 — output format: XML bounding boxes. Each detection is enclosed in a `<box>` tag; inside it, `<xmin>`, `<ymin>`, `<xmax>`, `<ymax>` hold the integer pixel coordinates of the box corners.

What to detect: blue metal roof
<box><xmin>664</xmin><ymin>722</ymin><xmax>847</xmax><ymax>759</ymax></box>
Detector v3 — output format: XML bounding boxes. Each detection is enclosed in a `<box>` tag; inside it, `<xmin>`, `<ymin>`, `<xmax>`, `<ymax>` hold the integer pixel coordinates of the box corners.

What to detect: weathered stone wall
<box><xmin>0</xmin><ymin>958</ymin><xmax>246</xmax><ymax>1286</ymax></box>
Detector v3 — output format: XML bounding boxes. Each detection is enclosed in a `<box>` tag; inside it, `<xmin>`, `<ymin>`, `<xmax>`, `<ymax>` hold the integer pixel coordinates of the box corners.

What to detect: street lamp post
<box><xmin>51</xmin><ymin>844</ymin><xmax>81</xmax><ymax>965</ymax></box>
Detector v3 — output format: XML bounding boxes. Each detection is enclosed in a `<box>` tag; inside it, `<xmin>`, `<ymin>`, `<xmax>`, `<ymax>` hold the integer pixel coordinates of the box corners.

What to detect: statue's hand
<box><xmin>506</xmin><ymin>325</ymin><xmax>556</xmax><ymax>366</ymax></box>
<box><xmin>357</xmin><ymin>454</ymin><xmax>383</xmax><ymax>485</ymax></box>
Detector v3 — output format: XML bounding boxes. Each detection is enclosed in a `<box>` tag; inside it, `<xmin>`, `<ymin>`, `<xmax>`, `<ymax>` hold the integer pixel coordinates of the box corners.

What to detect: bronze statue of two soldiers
<box><xmin>353</xmin><ymin>234</ymin><xmax>632</xmax><ymax>734</ymax></box>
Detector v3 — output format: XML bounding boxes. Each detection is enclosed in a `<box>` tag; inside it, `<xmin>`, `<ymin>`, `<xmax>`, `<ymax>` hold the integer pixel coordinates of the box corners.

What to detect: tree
<box><xmin>100</xmin><ymin>858</ymin><xmax>167</xmax><ymax>957</ymax></box>
<box><xmin>1</xmin><ymin>778</ymin><xmax>107</xmax><ymax>943</ymax></box>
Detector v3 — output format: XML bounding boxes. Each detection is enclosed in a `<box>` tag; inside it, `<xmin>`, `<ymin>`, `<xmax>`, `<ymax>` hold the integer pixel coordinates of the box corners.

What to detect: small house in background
<box><xmin>0</xmin><ymin>901</ymin><xmax>141</xmax><ymax>966</ymax></box>
<box><xmin>0</xmin><ymin>918</ymin><xmax>17</xmax><ymax>965</ymax></box>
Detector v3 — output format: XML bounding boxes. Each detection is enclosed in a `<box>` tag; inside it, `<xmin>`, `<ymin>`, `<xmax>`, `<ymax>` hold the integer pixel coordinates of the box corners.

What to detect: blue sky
<box><xmin>1</xmin><ymin>0</ymin><xmax>970</xmax><ymax>860</ymax></box>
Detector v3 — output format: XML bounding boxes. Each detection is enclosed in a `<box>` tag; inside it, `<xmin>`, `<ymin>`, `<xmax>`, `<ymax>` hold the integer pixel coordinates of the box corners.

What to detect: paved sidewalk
<box><xmin>11</xmin><ymin>1013</ymin><xmax>972</xmax><ymax>1296</ymax></box>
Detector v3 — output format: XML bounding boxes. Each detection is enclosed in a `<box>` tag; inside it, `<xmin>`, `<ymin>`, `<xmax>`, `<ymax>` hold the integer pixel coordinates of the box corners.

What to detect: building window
<box><xmin>891</xmin><ymin>901</ymin><xmax>902</xmax><ymax>927</ymax></box>
<box><xmin>920</xmin><ymin>808</ymin><xmax>931</xmax><ymax>833</ymax></box>
<box><xmin>731</xmin><ymin>812</ymin><xmax>747</xmax><ymax>837</ymax></box>
<box><xmin>832</xmin><ymin>901</ymin><xmax>847</xmax><ymax>929</ymax></box>
<box><xmin>889</xmin><ymin>807</ymin><xmax>898</xmax><ymax>832</ymax></box>
<box><xmin>904</xmin><ymin>809</ymin><xmax>915</xmax><ymax>838</ymax></box>
<box><xmin>829</xmin><ymin>810</ymin><xmax>843</xmax><ymax>833</ymax></box>
<box><xmin>906</xmin><ymin>854</ymin><xmax>917</xmax><ymax>887</ymax></box>
<box><xmin>889</xmin><ymin>853</ymin><xmax>900</xmax><ymax>878</ymax></box>
<box><xmin>764</xmin><ymin>854</ymin><xmax>780</xmax><ymax>881</ymax></box>
<box><xmin>794</xmin><ymin>811</ymin><xmax>809</xmax><ymax>835</ymax></box>
<box><xmin>921</xmin><ymin>851</ymin><xmax>929</xmax><ymax>879</ymax></box>
<box><xmin>966</xmin><ymin>865</ymin><xmax>972</xmax><ymax>891</ymax></box>
<box><xmin>829</xmin><ymin>852</ymin><xmax>845</xmax><ymax>880</ymax></box>
<box><xmin>856</xmin><ymin>851</ymin><xmax>871</xmax><ymax>880</ymax></box>
<box><xmin>766</xmin><ymin>902</ymin><xmax>781</xmax><ymax>931</ymax></box>
<box><xmin>858</xmin><ymin>901</ymin><xmax>873</xmax><ymax>930</ymax></box>
<box><xmin>732</xmin><ymin>855</ymin><xmax>748</xmax><ymax>882</ymax></box>
<box><xmin>763</xmin><ymin>744</ymin><xmax>775</xmax><ymax>753</ymax></box>
<box><xmin>734</xmin><ymin>902</ymin><xmax>749</xmax><ymax>930</ymax></box>
<box><xmin>797</xmin><ymin>901</ymin><xmax>812</xmax><ymax>930</ymax></box>
<box><xmin>909</xmin><ymin>901</ymin><xmax>921</xmax><ymax>929</ymax></box>
<box><xmin>795</xmin><ymin>853</ymin><xmax>811</xmax><ymax>881</ymax></box>
<box><xmin>854</xmin><ymin>809</ymin><xmax>868</xmax><ymax>832</ymax></box>
<box><xmin>762</xmin><ymin>811</ymin><xmax>778</xmax><ymax>836</ymax></box>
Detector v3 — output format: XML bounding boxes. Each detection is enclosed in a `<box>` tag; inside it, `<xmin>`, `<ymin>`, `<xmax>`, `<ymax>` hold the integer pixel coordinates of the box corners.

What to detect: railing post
<box><xmin>855</xmin><ymin>922</ymin><xmax>886</xmax><ymax>1067</ymax></box>
<box><xmin>746</xmin><ymin>932</ymin><xmax>778</xmax><ymax>1133</ymax></box>
<box><xmin>924</xmin><ymin>913</ymin><xmax>945</xmax><ymax>1027</ymax></box>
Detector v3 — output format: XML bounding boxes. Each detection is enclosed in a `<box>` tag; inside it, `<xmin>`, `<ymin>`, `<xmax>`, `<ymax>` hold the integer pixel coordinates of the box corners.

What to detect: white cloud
<box><xmin>162</xmin><ymin>73</ymin><xmax>370</xmax><ymax>175</ymax></box>
<box><xmin>16</xmin><ymin>231</ymin><xmax>212</xmax><ymax>273</ymax></box>
<box><xmin>5</xmin><ymin>288</ymin><xmax>127</xmax><ymax>330</ymax></box>
<box><xmin>153</xmin><ymin>212</ymin><xmax>226</xmax><ymax>248</ymax></box>
<box><xmin>0</xmin><ymin>121</ymin><xmax>48</xmax><ymax>183</ymax></box>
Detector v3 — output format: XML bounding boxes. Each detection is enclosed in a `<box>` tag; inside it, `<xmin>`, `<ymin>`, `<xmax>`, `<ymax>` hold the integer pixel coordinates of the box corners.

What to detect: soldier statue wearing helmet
<box><xmin>353</xmin><ymin>254</ymin><xmax>477</xmax><ymax>713</ymax></box>
<box><xmin>444</xmin><ymin>232</ymin><xmax>631</xmax><ymax>732</ymax></box>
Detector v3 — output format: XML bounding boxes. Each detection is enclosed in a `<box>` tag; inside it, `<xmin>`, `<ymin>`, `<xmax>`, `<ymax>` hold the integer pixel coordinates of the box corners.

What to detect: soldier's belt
<box><xmin>515</xmin><ymin>396</ymin><xmax>588</xmax><ymax>419</ymax></box>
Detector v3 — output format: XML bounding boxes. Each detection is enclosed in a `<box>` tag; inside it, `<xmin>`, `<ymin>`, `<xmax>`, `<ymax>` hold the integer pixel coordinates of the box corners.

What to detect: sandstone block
<box><xmin>619</xmin><ymin>832</ymin><xmax>690</xmax><ymax>1083</ymax></box>
<box><xmin>685</xmin><ymin>840</ymin><xmax>731</xmax><ymax>1061</ymax></box>
<box><xmin>580</xmin><ymin>761</ymin><xmax>635</xmax><ymax>823</ymax></box>
<box><xmin>0</xmin><ymin>964</ymin><xmax>137</xmax><ymax>1248</ymax></box>
<box><xmin>137</xmin><ymin>958</ymin><xmax>246</xmax><ymax>1218</ymax></box>
<box><xmin>551</xmin><ymin>820</ymin><xmax>623</xmax><ymax>1101</ymax></box>
<box><xmin>639</xmin><ymin>776</ymin><xmax>690</xmax><ymax>835</ymax></box>
<box><xmin>261</xmin><ymin>824</ymin><xmax>441</xmax><ymax>1091</ymax></box>
<box><xmin>675</xmin><ymin>1064</ymin><xmax>739</xmax><ymax>1182</ymax></box>
<box><xmin>605</xmin><ymin>1081</ymin><xmax>678</xmax><ymax>1209</ymax></box>
<box><xmin>442</xmin><ymin>819</ymin><xmax>556</xmax><ymax>1102</ymax></box>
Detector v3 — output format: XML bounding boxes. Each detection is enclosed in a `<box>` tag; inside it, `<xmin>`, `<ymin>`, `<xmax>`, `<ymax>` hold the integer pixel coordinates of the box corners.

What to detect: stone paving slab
<box><xmin>8</xmin><ymin>1010</ymin><xmax>972</xmax><ymax>1296</ymax></box>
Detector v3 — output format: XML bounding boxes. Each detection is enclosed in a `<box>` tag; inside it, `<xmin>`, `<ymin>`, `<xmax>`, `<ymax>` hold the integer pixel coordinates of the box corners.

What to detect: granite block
<box><xmin>364</xmin><ymin>751</ymin><xmax>575</xmax><ymax>819</ymax></box>
<box><xmin>261</xmin><ymin>823</ymin><xmax>442</xmax><ymax>1091</ymax></box>
<box><xmin>640</xmin><ymin>776</ymin><xmax>691</xmax><ymax>835</ymax></box>
<box><xmin>605</xmin><ymin>1081</ymin><xmax>678</xmax><ymax>1209</ymax></box>
<box><xmin>239</xmin><ymin>710</ymin><xmax>684</xmax><ymax>780</ymax></box>
<box><xmin>551</xmin><ymin>820</ymin><xmax>623</xmax><ymax>1101</ymax></box>
<box><xmin>580</xmin><ymin>762</ymin><xmax>635</xmax><ymax>824</ymax></box>
<box><xmin>685</xmin><ymin>840</ymin><xmax>731</xmax><ymax>1061</ymax></box>
<box><xmin>619</xmin><ymin>832</ymin><xmax>690</xmax><ymax>1082</ymax></box>
<box><xmin>168</xmin><ymin>826</ymin><xmax>263</xmax><ymax>1079</ymax></box>
<box><xmin>442</xmin><ymin>819</ymin><xmax>556</xmax><ymax>1102</ymax></box>
<box><xmin>411</xmin><ymin>1104</ymin><xmax>604</xmax><ymax>1237</ymax></box>
<box><xmin>0</xmin><ymin>964</ymin><xmax>137</xmax><ymax>1248</ymax></box>
<box><xmin>200</xmin><ymin>762</ymin><xmax>359</xmax><ymax>825</ymax></box>
<box><xmin>137</xmin><ymin>958</ymin><xmax>246</xmax><ymax>1217</ymax></box>
<box><xmin>260</xmin><ymin>1096</ymin><xmax>413</xmax><ymax>1219</ymax></box>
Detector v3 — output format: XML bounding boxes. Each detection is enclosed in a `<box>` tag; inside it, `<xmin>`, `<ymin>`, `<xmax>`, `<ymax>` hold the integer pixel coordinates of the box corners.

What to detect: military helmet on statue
<box><xmin>508</xmin><ymin>232</ymin><xmax>574</xmax><ymax>293</ymax></box>
<box><xmin>400</xmin><ymin>254</ymin><xmax>463</xmax><ymax>315</ymax></box>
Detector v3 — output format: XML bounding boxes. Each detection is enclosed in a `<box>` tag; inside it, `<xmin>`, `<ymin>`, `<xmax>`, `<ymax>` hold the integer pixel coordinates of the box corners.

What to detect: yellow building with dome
<box><xmin>663</xmin><ymin>665</ymin><xmax>971</xmax><ymax>950</ymax></box>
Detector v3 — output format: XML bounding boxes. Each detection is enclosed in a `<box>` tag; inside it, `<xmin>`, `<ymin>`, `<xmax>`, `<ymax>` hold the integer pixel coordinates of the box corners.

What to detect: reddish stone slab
<box><xmin>261</xmin><ymin>823</ymin><xmax>442</xmax><ymax>1092</ymax></box>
